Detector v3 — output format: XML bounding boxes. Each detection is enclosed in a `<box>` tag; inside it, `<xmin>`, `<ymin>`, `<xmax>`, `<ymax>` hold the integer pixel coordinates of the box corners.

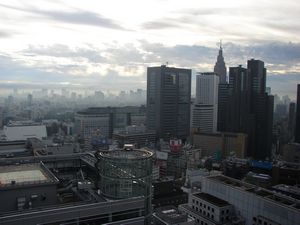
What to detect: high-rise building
<box><xmin>247</xmin><ymin>59</ymin><xmax>273</xmax><ymax>159</ymax></box>
<box><xmin>146</xmin><ymin>65</ymin><xmax>191</xmax><ymax>140</ymax></box>
<box><xmin>295</xmin><ymin>84</ymin><xmax>300</xmax><ymax>143</ymax></box>
<box><xmin>214</xmin><ymin>42</ymin><xmax>227</xmax><ymax>84</ymax></box>
<box><xmin>288</xmin><ymin>102</ymin><xmax>296</xmax><ymax>139</ymax></box>
<box><xmin>217</xmin><ymin>83</ymin><xmax>230</xmax><ymax>132</ymax></box>
<box><xmin>192</xmin><ymin>72</ymin><xmax>219</xmax><ymax>133</ymax></box>
<box><xmin>217</xmin><ymin>60</ymin><xmax>273</xmax><ymax>159</ymax></box>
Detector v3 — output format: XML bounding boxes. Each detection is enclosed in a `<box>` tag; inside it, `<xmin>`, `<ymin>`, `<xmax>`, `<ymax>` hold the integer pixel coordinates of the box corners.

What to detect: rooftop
<box><xmin>98</xmin><ymin>149</ymin><xmax>153</xmax><ymax>160</ymax></box>
<box><xmin>0</xmin><ymin>163</ymin><xmax>58</xmax><ymax>188</ymax></box>
<box><xmin>194</xmin><ymin>192</ymin><xmax>230</xmax><ymax>207</ymax></box>
<box><xmin>154</xmin><ymin>205</ymin><xmax>189</xmax><ymax>224</ymax></box>
<box><xmin>208</xmin><ymin>175</ymin><xmax>300</xmax><ymax>210</ymax></box>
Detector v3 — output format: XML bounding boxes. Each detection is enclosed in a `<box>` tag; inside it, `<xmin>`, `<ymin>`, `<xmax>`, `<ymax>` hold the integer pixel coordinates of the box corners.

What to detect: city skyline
<box><xmin>0</xmin><ymin>0</ymin><xmax>300</xmax><ymax>98</ymax></box>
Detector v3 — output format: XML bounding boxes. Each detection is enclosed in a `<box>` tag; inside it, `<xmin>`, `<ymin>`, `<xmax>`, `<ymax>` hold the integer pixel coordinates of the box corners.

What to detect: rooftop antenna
<box><xmin>220</xmin><ymin>39</ymin><xmax>222</xmax><ymax>49</ymax></box>
<box><xmin>166</xmin><ymin>61</ymin><xmax>169</xmax><ymax>66</ymax></box>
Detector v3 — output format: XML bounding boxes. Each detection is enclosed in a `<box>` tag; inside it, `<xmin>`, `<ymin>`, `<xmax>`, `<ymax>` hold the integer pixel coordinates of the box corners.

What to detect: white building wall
<box><xmin>4</xmin><ymin>125</ymin><xmax>47</xmax><ymax>141</ymax></box>
<box><xmin>201</xmin><ymin>176</ymin><xmax>300</xmax><ymax>225</ymax></box>
<box><xmin>195</xmin><ymin>73</ymin><xmax>219</xmax><ymax>105</ymax></box>
<box><xmin>192</xmin><ymin>73</ymin><xmax>219</xmax><ymax>133</ymax></box>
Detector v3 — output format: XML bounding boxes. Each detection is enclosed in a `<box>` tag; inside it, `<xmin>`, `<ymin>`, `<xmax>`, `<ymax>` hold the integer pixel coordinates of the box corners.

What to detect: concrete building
<box><xmin>3</xmin><ymin>121</ymin><xmax>47</xmax><ymax>141</ymax></box>
<box><xmin>282</xmin><ymin>142</ymin><xmax>300</xmax><ymax>163</ymax></box>
<box><xmin>113</xmin><ymin>125</ymin><xmax>156</xmax><ymax>148</ymax></box>
<box><xmin>0</xmin><ymin>149</ymin><xmax>153</xmax><ymax>225</ymax></box>
<box><xmin>192</xmin><ymin>73</ymin><xmax>219</xmax><ymax>133</ymax></box>
<box><xmin>179</xmin><ymin>192</ymin><xmax>244</xmax><ymax>225</ymax></box>
<box><xmin>203</xmin><ymin>175</ymin><xmax>299</xmax><ymax>225</ymax></box>
<box><xmin>0</xmin><ymin>162</ymin><xmax>58</xmax><ymax>213</ymax></box>
<box><xmin>193</xmin><ymin>132</ymin><xmax>248</xmax><ymax>158</ymax></box>
<box><xmin>272</xmin><ymin>161</ymin><xmax>300</xmax><ymax>185</ymax></box>
<box><xmin>147</xmin><ymin>65</ymin><xmax>191</xmax><ymax>140</ymax></box>
<box><xmin>75</xmin><ymin>106</ymin><xmax>146</xmax><ymax>139</ymax></box>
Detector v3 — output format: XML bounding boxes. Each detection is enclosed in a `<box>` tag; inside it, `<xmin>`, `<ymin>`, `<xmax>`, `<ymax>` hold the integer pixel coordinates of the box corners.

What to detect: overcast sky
<box><xmin>0</xmin><ymin>0</ymin><xmax>299</xmax><ymax>98</ymax></box>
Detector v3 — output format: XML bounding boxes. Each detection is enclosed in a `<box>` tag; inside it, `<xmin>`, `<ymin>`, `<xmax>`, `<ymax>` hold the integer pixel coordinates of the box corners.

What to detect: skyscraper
<box><xmin>192</xmin><ymin>72</ymin><xmax>219</xmax><ymax>133</ymax></box>
<box><xmin>288</xmin><ymin>102</ymin><xmax>296</xmax><ymax>138</ymax></box>
<box><xmin>146</xmin><ymin>65</ymin><xmax>191</xmax><ymax>140</ymax></box>
<box><xmin>247</xmin><ymin>59</ymin><xmax>273</xmax><ymax>159</ymax></box>
<box><xmin>295</xmin><ymin>84</ymin><xmax>300</xmax><ymax>143</ymax></box>
<box><xmin>214</xmin><ymin>41</ymin><xmax>227</xmax><ymax>84</ymax></box>
<box><xmin>218</xmin><ymin>60</ymin><xmax>273</xmax><ymax>159</ymax></box>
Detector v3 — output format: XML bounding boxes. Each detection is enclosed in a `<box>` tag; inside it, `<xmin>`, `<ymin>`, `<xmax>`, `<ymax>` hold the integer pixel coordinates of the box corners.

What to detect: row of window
<box><xmin>252</xmin><ymin>217</ymin><xmax>281</xmax><ymax>225</ymax></box>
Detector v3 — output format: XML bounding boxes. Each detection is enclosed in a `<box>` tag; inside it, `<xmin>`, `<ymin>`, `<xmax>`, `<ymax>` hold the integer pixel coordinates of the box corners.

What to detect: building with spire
<box><xmin>214</xmin><ymin>41</ymin><xmax>227</xmax><ymax>84</ymax></box>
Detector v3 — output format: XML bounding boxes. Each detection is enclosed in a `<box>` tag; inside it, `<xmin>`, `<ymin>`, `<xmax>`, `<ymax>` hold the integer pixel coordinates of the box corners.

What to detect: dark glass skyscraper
<box><xmin>295</xmin><ymin>84</ymin><xmax>300</xmax><ymax>143</ymax></box>
<box><xmin>217</xmin><ymin>59</ymin><xmax>274</xmax><ymax>159</ymax></box>
<box><xmin>146</xmin><ymin>65</ymin><xmax>191</xmax><ymax>140</ymax></box>
<box><xmin>214</xmin><ymin>42</ymin><xmax>227</xmax><ymax>84</ymax></box>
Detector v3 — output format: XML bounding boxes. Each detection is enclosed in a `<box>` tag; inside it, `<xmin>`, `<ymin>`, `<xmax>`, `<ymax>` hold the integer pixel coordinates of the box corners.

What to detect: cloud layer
<box><xmin>0</xmin><ymin>0</ymin><xmax>299</xmax><ymax>98</ymax></box>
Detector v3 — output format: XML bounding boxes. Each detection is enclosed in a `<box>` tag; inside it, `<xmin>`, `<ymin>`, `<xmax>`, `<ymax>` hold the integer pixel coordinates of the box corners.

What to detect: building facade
<box><xmin>295</xmin><ymin>84</ymin><xmax>300</xmax><ymax>143</ymax></box>
<box><xmin>217</xmin><ymin>60</ymin><xmax>274</xmax><ymax>159</ymax></box>
<box><xmin>147</xmin><ymin>65</ymin><xmax>191</xmax><ymax>140</ymax></box>
<box><xmin>192</xmin><ymin>73</ymin><xmax>219</xmax><ymax>133</ymax></box>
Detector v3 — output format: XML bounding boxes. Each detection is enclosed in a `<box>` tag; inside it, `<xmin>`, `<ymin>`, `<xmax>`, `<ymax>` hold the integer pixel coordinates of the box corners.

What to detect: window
<box><xmin>212</xmin><ymin>208</ymin><xmax>214</xmax><ymax>212</ymax></box>
<box><xmin>226</xmin><ymin>209</ymin><xmax>229</xmax><ymax>214</ymax></box>
<box><xmin>208</xmin><ymin>206</ymin><xmax>210</xmax><ymax>210</ymax></box>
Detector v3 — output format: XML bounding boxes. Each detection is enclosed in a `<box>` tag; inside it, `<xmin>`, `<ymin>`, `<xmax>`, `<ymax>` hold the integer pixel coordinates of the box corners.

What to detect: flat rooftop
<box><xmin>194</xmin><ymin>192</ymin><xmax>230</xmax><ymax>207</ymax></box>
<box><xmin>208</xmin><ymin>175</ymin><xmax>300</xmax><ymax>210</ymax></box>
<box><xmin>0</xmin><ymin>163</ymin><xmax>58</xmax><ymax>188</ymax></box>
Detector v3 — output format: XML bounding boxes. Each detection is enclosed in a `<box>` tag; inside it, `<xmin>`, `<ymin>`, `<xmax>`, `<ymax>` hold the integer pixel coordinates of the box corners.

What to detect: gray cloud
<box><xmin>33</xmin><ymin>9</ymin><xmax>125</xmax><ymax>30</ymax></box>
<box><xmin>0</xmin><ymin>3</ymin><xmax>125</xmax><ymax>30</ymax></box>
<box><xmin>22</xmin><ymin>44</ymin><xmax>106</xmax><ymax>63</ymax></box>
<box><xmin>141</xmin><ymin>20</ymin><xmax>181</xmax><ymax>30</ymax></box>
<box><xmin>0</xmin><ymin>31</ymin><xmax>12</xmax><ymax>38</ymax></box>
<box><xmin>20</xmin><ymin>40</ymin><xmax>300</xmax><ymax>72</ymax></box>
<box><xmin>2</xmin><ymin>40</ymin><xmax>300</xmax><ymax>97</ymax></box>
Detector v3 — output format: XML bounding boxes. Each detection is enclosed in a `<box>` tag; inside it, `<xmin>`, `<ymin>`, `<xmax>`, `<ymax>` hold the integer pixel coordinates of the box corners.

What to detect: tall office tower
<box><xmin>295</xmin><ymin>84</ymin><xmax>300</xmax><ymax>143</ymax></box>
<box><xmin>146</xmin><ymin>65</ymin><xmax>191</xmax><ymax>140</ymax></box>
<box><xmin>217</xmin><ymin>83</ymin><xmax>229</xmax><ymax>131</ymax></box>
<box><xmin>214</xmin><ymin>42</ymin><xmax>227</xmax><ymax>84</ymax></box>
<box><xmin>227</xmin><ymin>65</ymin><xmax>251</xmax><ymax>133</ymax></box>
<box><xmin>219</xmin><ymin>60</ymin><xmax>273</xmax><ymax>159</ymax></box>
<box><xmin>192</xmin><ymin>72</ymin><xmax>219</xmax><ymax>133</ymax></box>
<box><xmin>288</xmin><ymin>102</ymin><xmax>296</xmax><ymax>138</ymax></box>
<box><xmin>247</xmin><ymin>59</ymin><xmax>273</xmax><ymax>159</ymax></box>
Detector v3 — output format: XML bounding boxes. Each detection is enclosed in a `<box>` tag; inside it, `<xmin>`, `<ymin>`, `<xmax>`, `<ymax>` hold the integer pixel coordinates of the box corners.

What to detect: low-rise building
<box><xmin>193</xmin><ymin>132</ymin><xmax>247</xmax><ymax>158</ymax></box>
